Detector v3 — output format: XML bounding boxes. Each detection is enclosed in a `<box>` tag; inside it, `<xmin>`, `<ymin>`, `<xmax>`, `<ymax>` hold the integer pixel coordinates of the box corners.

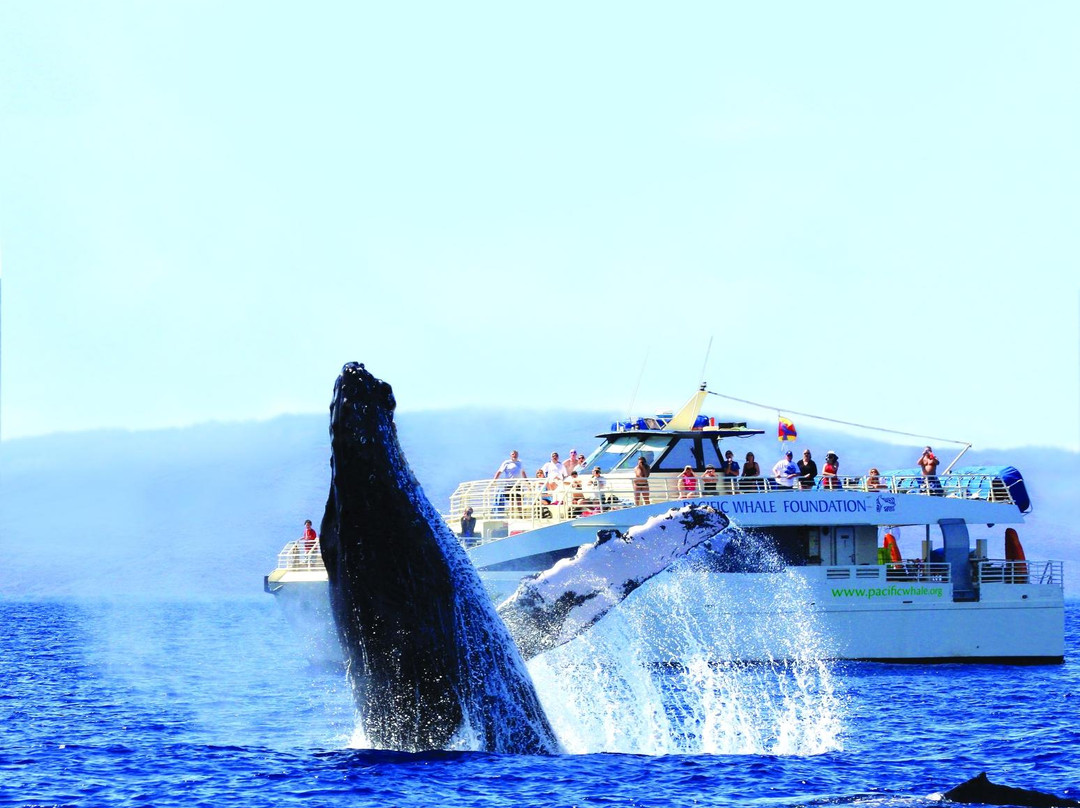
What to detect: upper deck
<box><xmin>449</xmin><ymin>468</ymin><xmax>1027</xmax><ymax>548</ymax></box>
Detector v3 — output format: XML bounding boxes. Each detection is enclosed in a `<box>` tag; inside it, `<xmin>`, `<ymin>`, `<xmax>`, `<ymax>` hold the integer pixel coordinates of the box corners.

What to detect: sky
<box><xmin>2</xmin><ymin>2</ymin><xmax>1078</xmax><ymax>451</ymax></box>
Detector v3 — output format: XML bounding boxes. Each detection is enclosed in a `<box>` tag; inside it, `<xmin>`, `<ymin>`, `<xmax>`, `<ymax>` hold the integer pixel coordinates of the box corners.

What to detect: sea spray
<box><xmin>529</xmin><ymin>529</ymin><xmax>846</xmax><ymax>755</ymax></box>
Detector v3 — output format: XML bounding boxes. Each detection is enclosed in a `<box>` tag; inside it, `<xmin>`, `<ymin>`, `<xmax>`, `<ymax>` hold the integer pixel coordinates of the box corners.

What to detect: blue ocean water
<box><xmin>2</xmin><ymin>598</ymin><xmax>1077</xmax><ymax>808</ymax></box>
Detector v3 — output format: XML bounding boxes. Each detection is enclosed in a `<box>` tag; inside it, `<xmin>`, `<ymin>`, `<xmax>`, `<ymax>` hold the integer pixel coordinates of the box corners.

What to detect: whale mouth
<box><xmin>334</xmin><ymin>362</ymin><xmax>396</xmax><ymax>414</ymax></box>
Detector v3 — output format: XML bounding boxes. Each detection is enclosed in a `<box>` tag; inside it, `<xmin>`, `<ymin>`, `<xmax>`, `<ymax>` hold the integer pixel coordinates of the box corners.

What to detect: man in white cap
<box><xmin>772</xmin><ymin>450</ymin><xmax>799</xmax><ymax>489</ymax></box>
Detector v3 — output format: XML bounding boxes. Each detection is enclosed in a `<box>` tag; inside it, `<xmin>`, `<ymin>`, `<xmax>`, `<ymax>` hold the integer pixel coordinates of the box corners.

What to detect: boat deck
<box><xmin>449</xmin><ymin>470</ymin><xmax>1018</xmax><ymax>546</ymax></box>
<box><xmin>266</xmin><ymin>537</ymin><xmax>1062</xmax><ymax>594</ymax></box>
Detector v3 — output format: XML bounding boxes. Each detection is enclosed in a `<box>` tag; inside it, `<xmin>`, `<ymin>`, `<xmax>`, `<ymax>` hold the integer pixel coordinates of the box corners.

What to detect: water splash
<box><xmin>529</xmin><ymin>532</ymin><xmax>847</xmax><ymax>756</ymax></box>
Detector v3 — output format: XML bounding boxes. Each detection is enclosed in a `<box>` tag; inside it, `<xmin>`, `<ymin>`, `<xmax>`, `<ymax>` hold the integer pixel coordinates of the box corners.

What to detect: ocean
<box><xmin>2</xmin><ymin>598</ymin><xmax>1077</xmax><ymax>808</ymax></box>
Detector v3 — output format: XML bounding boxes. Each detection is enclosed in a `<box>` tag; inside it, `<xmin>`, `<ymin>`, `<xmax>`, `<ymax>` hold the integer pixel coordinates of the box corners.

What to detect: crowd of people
<box><xmin>490</xmin><ymin>447</ymin><xmax>615</xmax><ymax>518</ymax></box>
<box><xmin>300</xmin><ymin>442</ymin><xmax>944</xmax><ymax>543</ymax></box>
<box><xmin>466</xmin><ymin>443</ymin><xmax>942</xmax><ymax>532</ymax></box>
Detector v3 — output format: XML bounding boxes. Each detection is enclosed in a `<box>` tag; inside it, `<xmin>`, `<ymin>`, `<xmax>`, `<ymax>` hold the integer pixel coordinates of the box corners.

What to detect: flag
<box><xmin>778</xmin><ymin>416</ymin><xmax>797</xmax><ymax>441</ymax></box>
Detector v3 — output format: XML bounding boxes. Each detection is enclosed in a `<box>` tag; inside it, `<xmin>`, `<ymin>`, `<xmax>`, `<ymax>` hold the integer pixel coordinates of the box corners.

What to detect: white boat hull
<box><xmin>608</xmin><ymin>567</ymin><xmax>1065</xmax><ymax>663</ymax></box>
<box><xmin>265</xmin><ymin>564</ymin><xmax>1064</xmax><ymax>664</ymax></box>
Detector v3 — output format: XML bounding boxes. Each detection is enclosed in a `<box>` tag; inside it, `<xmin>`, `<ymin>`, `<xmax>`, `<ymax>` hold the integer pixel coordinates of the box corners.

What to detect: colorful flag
<box><xmin>778</xmin><ymin>416</ymin><xmax>797</xmax><ymax>441</ymax></box>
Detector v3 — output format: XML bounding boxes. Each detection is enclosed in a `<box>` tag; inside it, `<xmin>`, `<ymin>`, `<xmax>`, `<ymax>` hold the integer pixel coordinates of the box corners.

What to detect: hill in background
<box><xmin>2</xmin><ymin>409</ymin><xmax>1077</xmax><ymax>599</ymax></box>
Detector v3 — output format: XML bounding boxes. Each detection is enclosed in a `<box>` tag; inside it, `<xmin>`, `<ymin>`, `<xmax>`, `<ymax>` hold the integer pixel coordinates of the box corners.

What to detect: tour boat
<box><xmin>265</xmin><ymin>387</ymin><xmax>1065</xmax><ymax>664</ymax></box>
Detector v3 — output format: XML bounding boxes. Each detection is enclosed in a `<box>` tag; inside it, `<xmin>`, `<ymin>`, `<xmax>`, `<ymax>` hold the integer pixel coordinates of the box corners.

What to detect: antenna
<box><xmin>626</xmin><ymin>346</ymin><xmax>650</xmax><ymax>419</ymax></box>
<box><xmin>698</xmin><ymin>337</ymin><xmax>713</xmax><ymax>390</ymax></box>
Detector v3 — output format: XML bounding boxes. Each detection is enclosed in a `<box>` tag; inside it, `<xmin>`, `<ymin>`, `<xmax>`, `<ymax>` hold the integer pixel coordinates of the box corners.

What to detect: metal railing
<box><xmin>824</xmin><ymin>562</ymin><xmax>951</xmax><ymax>582</ymax></box>
<box><xmin>977</xmin><ymin>559</ymin><xmax>1063</xmax><ymax>586</ymax></box>
<box><xmin>274</xmin><ymin>540</ymin><xmax>325</xmax><ymax>571</ymax></box>
<box><xmin>884</xmin><ymin>561</ymin><xmax>952</xmax><ymax>582</ymax></box>
<box><xmin>447</xmin><ymin>471</ymin><xmax>1017</xmax><ymax>525</ymax></box>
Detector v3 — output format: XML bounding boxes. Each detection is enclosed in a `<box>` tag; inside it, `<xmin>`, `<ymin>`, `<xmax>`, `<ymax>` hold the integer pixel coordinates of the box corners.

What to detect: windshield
<box><xmin>586</xmin><ymin>435</ymin><xmax>673</xmax><ymax>473</ymax></box>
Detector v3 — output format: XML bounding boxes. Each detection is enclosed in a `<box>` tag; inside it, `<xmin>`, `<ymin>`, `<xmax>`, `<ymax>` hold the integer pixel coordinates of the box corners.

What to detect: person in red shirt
<box><xmin>301</xmin><ymin>519</ymin><xmax>318</xmax><ymax>552</ymax></box>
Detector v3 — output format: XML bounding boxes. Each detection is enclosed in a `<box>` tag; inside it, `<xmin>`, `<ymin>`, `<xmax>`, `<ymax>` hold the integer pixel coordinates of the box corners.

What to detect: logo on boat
<box><xmin>830</xmin><ymin>584</ymin><xmax>945</xmax><ymax>600</ymax></box>
<box><xmin>700</xmin><ymin>493</ymin><xmax>897</xmax><ymax>516</ymax></box>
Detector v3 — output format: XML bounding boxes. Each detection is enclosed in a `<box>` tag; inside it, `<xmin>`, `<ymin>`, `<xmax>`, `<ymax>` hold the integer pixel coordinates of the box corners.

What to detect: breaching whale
<box><xmin>944</xmin><ymin>773</ymin><xmax>1080</xmax><ymax>808</ymax></box>
<box><xmin>498</xmin><ymin>505</ymin><xmax>732</xmax><ymax>659</ymax></box>
<box><xmin>319</xmin><ymin>362</ymin><xmax>560</xmax><ymax>754</ymax></box>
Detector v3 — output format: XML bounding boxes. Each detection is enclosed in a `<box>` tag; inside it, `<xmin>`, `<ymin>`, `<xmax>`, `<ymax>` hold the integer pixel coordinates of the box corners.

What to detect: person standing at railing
<box><xmin>721</xmin><ymin>450</ymin><xmax>740</xmax><ymax>480</ymax></box>
<box><xmin>586</xmin><ymin>466</ymin><xmax>608</xmax><ymax>510</ymax></box>
<box><xmin>494</xmin><ymin>449</ymin><xmax>526</xmax><ymax>481</ymax></box>
<box><xmin>701</xmin><ymin>464</ymin><xmax>719</xmax><ymax>495</ymax></box>
<box><xmin>918</xmin><ymin>446</ymin><xmax>942</xmax><ymax>495</ymax></box>
<box><xmin>493</xmin><ymin>449</ymin><xmax>527</xmax><ymax>515</ymax></box>
<box><xmin>541</xmin><ymin>452</ymin><xmax>566</xmax><ymax>482</ymax></box>
<box><xmin>679</xmin><ymin>466</ymin><xmax>698</xmax><ymax>498</ymax></box>
<box><xmin>741</xmin><ymin>452</ymin><xmax>762</xmax><ymax>492</ymax></box>
<box><xmin>301</xmin><ymin>520</ymin><xmax>318</xmax><ymax>553</ymax></box>
<box><xmin>562</xmin><ymin>449</ymin><xmax>586</xmax><ymax>476</ymax></box>
<box><xmin>633</xmin><ymin>456</ymin><xmax>651</xmax><ymax>505</ymax></box>
<box><xmin>797</xmin><ymin>449</ymin><xmax>818</xmax><ymax>490</ymax></box>
<box><xmin>821</xmin><ymin>452</ymin><xmax>840</xmax><ymax>490</ymax></box>
<box><xmin>771</xmin><ymin>451</ymin><xmax>798</xmax><ymax>490</ymax></box>
<box><xmin>866</xmin><ymin>468</ymin><xmax>884</xmax><ymax>491</ymax></box>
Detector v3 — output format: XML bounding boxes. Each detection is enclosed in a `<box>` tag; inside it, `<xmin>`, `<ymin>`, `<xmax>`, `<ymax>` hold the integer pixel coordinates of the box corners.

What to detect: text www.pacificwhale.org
<box><xmin>830</xmin><ymin>585</ymin><xmax>945</xmax><ymax>599</ymax></box>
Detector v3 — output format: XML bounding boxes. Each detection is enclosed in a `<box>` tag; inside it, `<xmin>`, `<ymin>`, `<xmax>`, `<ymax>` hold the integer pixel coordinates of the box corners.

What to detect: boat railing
<box><xmin>884</xmin><ymin>561</ymin><xmax>951</xmax><ymax>582</ymax></box>
<box><xmin>977</xmin><ymin>559</ymin><xmax>1063</xmax><ymax>586</ymax></box>
<box><xmin>824</xmin><ymin>562</ymin><xmax>950</xmax><ymax>582</ymax></box>
<box><xmin>274</xmin><ymin>540</ymin><xmax>324</xmax><ymax>571</ymax></box>
<box><xmin>447</xmin><ymin>471</ymin><xmax>1018</xmax><ymax>526</ymax></box>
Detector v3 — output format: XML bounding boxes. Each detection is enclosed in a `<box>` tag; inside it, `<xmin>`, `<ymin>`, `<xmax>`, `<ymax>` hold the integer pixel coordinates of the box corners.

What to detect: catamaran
<box><xmin>265</xmin><ymin>386</ymin><xmax>1064</xmax><ymax>663</ymax></box>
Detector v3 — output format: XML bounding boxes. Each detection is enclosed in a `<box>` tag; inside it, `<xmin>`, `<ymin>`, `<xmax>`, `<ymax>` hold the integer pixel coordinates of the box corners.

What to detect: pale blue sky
<box><xmin>2</xmin><ymin>2</ymin><xmax>1078</xmax><ymax>450</ymax></box>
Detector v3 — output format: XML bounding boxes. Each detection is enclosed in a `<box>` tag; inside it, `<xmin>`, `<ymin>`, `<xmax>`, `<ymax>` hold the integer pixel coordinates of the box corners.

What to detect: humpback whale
<box><xmin>498</xmin><ymin>505</ymin><xmax>732</xmax><ymax>659</ymax></box>
<box><xmin>944</xmin><ymin>773</ymin><xmax>1080</xmax><ymax>808</ymax></box>
<box><xmin>319</xmin><ymin>362</ymin><xmax>560</xmax><ymax>754</ymax></box>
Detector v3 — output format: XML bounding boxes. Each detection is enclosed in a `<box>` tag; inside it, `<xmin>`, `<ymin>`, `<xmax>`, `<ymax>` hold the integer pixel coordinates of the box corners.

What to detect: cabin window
<box><xmin>701</xmin><ymin>441</ymin><xmax>723</xmax><ymax>468</ymax></box>
<box><xmin>656</xmin><ymin>439</ymin><xmax>701</xmax><ymax>471</ymax></box>
<box><xmin>608</xmin><ymin>436</ymin><xmax>669</xmax><ymax>471</ymax></box>
<box><xmin>585</xmin><ymin>437</ymin><xmax>641</xmax><ymax>472</ymax></box>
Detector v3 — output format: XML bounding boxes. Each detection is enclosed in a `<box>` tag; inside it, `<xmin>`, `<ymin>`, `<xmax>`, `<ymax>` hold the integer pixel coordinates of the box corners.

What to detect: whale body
<box><xmin>498</xmin><ymin>505</ymin><xmax>732</xmax><ymax>659</ymax></box>
<box><xmin>319</xmin><ymin>362</ymin><xmax>560</xmax><ymax>754</ymax></box>
<box><xmin>944</xmin><ymin>773</ymin><xmax>1080</xmax><ymax>808</ymax></box>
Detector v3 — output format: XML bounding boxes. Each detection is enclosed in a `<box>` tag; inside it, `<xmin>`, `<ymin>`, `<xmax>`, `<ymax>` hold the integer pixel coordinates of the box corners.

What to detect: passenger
<box><xmin>563</xmin><ymin>449</ymin><xmax>586</xmax><ymax>476</ymax></box>
<box><xmin>721</xmin><ymin>450</ymin><xmax>740</xmax><ymax>478</ymax></box>
<box><xmin>679</xmin><ymin>466</ymin><xmax>698</xmax><ymax>498</ymax></box>
<box><xmin>301</xmin><ymin>519</ymin><xmax>317</xmax><ymax>552</ymax></box>
<box><xmin>493</xmin><ymin>450</ymin><xmax>526</xmax><ymax>481</ymax></box>
<box><xmin>586</xmin><ymin>466</ymin><xmax>607</xmax><ymax>510</ymax></box>
<box><xmin>866</xmin><ymin>467</ymin><xmax>884</xmax><ymax>491</ymax></box>
<box><xmin>701</xmin><ymin>464</ymin><xmax>719</xmax><ymax>495</ymax></box>
<box><xmin>822</xmin><ymin>451</ymin><xmax>840</xmax><ymax>490</ymax></box>
<box><xmin>460</xmin><ymin>507</ymin><xmax>476</xmax><ymax>538</ymax></box>
<box><xmin>536</xmin><ymin>469</ymin><xmax>554</xmax><ymax>505</ymax></box>
<box><xmin>918</xmin><ymin>446</ymin><xmax>942</xmax><ymax>495</ymax></box>
<box><xmin>771</xmin><ymin>451</ymin><xmax>799</xmax><ymax>489</ymax></box>
<box><xmin>741</xmin><ymin>452</ymin><xmax>762</xmax><ymax>492</ymax></box>
<box><xmin>633</xmin><ymin>456</ymin><xmax>651</xmax><ymax>505</ymax></box>
<box><xmin>797</xmin><ymin>449</ymin><xmax>818</xmax><ymax>490</ymax></box>
<box><xmin>566</xmin><ymin>470</ymin><xmax>585</xmax><ymax>515</ymax></box>
<box><xmin>493</xmin><ymin>449</ymin><xmax>527</xmax><ymax>515</ymax></box>
<box><xmin>542</xmin><ymin>452</ymin><xmax>566</xmax><ymax>482</ymax></box>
